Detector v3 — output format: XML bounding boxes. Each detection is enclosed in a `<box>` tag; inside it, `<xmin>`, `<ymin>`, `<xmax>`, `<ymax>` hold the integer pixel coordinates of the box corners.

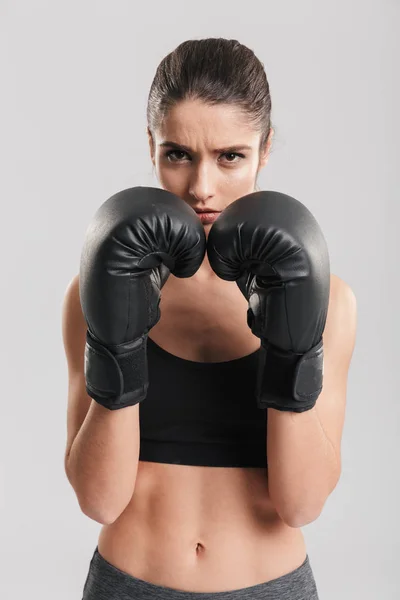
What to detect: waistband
<box><xmin>82</xmin><ymin>546</ymin><xmax>319</xmax><ymax>599</ymax></box>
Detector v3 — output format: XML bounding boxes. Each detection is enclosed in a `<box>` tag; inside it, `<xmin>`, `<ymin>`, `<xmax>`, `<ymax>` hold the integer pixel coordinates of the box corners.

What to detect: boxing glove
<box><xmin>207</xmin><ymin>190</ymin><xmax>330</xmax><ymax>413</ymax></box>
<box><xmin>79</xmin><ymin>186</ymin><xmax>206</xmax><ymax>410</ymax></box>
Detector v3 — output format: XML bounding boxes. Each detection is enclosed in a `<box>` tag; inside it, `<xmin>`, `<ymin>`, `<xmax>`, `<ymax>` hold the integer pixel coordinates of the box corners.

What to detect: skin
<box><xmin>95</xmin><ymin>98</ymin><xmax>311</xmax><ymax>591</ymax></box>
<box><xmin>149</xmin><ymin>99</ymin><xmax>271</xmax><ymax>243</ymax></box>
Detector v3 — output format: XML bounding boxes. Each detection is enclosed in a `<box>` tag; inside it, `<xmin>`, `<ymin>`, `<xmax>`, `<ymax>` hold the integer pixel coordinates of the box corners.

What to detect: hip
<box><xmin>83</xmin><ymin>545</ymin><xmax>318</xmax><ymax>599</ymax></box>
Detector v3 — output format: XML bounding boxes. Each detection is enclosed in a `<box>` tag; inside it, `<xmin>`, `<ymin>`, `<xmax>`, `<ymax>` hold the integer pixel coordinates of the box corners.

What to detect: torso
<box><xmin>97</xmin><ymin>268</ymin><xmax>312</xmax><ymax>592</ymax></box>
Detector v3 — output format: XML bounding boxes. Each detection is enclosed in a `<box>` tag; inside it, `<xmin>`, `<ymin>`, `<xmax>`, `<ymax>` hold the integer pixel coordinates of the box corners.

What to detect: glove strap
<box><xmin>84</xmin><ymin>330</ymin><xmax>149</xmax><ymax>410</ymax></box>
<box><xmin>256</xmin><ymin>339</ymin><xmax>324</xmax><ymax>412</ymax></box>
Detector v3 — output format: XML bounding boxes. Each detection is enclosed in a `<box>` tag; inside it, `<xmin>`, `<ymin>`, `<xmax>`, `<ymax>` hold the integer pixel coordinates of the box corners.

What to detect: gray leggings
<box><xmin>82</xmin><ymin>547</ymin><xmax>319</xmax><ymax>599</ymax></box>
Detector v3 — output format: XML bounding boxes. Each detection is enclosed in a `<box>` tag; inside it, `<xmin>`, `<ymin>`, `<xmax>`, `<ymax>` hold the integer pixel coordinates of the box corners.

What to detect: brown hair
<box><xmin>147</xmin><ymin>38</ymin><xmax>273</xmax><ymax>155</ymax></box>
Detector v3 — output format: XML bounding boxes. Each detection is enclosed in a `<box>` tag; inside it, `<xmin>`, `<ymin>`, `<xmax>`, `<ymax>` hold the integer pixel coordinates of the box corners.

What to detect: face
<box><xmin>148</xmin><ymin>99</ymin><xmax>272</xmax><ymax>234</ymax></box>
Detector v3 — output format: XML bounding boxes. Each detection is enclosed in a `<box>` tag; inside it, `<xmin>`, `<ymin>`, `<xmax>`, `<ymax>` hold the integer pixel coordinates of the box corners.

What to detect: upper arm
<box><xmin>315</xmin><ymin>274</ymin><xmax>358</xmax><ymax>477</ymax></box>
<box><xmin>61</xmin><ymin>274</ymin><xmax>92</xmax><ymax>467</ymax></box>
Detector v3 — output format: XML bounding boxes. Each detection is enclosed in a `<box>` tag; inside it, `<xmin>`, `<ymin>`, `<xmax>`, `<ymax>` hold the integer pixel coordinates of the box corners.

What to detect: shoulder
<box><xmin>325</xmin><ymin>274</ymin><xmax>357</xmax><ymax>364</ymax></box>
<box><xmin>64</xmin><ymin>273</ymin><xmax>80</xmax><ymax>298</ymax></box>
<box><xmin>61</xmin><ymin>274</ymin><xmax>86</xmax><ymax>372</ymax></box>
<box><xmin>329</xmin><ymin>274</ymin><xmax>357</xmax><ymax>322</ymax></box>
<box><xmin>62</xmin><ymin>274</ymin><xmax>82</xmax><ymax>329</ymax></box>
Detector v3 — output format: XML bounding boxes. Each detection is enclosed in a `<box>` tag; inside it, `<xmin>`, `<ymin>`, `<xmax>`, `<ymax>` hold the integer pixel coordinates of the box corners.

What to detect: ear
<box><xmin>147</xmin><ymin>127</ymin><xmax>155</xmax><ymax>166</ymax></box>
<box><xmin>259</xmin><ymin>128</ymin><xmax>274</xmax><ymax>169</ymax></box>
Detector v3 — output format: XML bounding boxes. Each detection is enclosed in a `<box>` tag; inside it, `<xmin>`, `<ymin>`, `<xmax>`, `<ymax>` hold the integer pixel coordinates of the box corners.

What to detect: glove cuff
<box><xmin>256</xmin><ymin>339</ymin><xmax>324</xmax><ymax>412</ymax></box>
<box><xmin>84</xmin><ymin>330</ymin><xmax>149</xmax><ymax>410</ymax></box>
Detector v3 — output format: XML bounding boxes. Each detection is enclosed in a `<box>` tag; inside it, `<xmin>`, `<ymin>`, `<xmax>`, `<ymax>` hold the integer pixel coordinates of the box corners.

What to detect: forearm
<box><xmin>267</xmin><ymin>406</ymin><xmax>339</xmax><ymax>528</ymax></box>
<box><xmin>65</xmin><ymin>401</ymin><xmax>140</xmax><ymax>523</ymax></box>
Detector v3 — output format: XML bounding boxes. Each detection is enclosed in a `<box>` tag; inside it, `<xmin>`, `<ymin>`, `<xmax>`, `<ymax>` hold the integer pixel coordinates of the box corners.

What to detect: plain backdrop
<box><xmin>1</xmin><ymin>1</ymin><xmax>399</xmax><ymax>598</ymax></box>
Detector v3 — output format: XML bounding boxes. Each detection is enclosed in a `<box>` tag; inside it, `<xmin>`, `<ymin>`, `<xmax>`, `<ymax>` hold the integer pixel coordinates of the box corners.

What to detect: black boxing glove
<box><xmin>207</xmin><ymin>190</ymin><xmax>330</xmax><ymax>413</ymax></box>
<box><xmin>79</xmin><ymin>186</ymin><xmax>206</xmax><ymax>410</ymax></box>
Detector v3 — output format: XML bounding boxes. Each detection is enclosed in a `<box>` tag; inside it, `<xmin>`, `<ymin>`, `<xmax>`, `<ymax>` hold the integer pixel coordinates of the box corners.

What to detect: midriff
<box><xmin>97</xmin><ymin>460</ymin><xmax>307</xmax><ymax>592</ymax></box>
<box><xmin>98</xmin><ymin>273</ymin><xmax>307</xmax><ymax>593</ymax></box>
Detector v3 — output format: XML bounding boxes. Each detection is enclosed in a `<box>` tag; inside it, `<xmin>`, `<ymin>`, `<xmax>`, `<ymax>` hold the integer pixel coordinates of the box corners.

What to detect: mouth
<box><xmin>194</xmin><ymin>210</ymin><xmax>221</xmax><ymax>225</ymax></box>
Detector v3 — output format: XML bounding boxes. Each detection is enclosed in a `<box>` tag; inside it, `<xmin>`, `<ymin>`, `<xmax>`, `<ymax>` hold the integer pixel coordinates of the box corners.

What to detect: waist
<box><xmin>97</xmin><ymin>462</ymin><xmax>306</xmax><ymax>591</ymax></box>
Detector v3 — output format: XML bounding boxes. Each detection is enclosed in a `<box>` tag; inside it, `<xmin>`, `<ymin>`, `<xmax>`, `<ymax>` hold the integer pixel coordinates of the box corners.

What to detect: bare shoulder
<box><xmin>325</xmin><ymin>273</ymin><xmax>358</xmax><ymax>360</ymax></box>
<box><xmin>330</xmin><ymin>272</ymin><xmax>355</xmax><ymax>292</ymax></box>
<box><xmin>61</xmin><ymin>273</ymin><xmax>86</xmax><ymax>373</ymax></box>
<box><xmin>329</xmin><ymin>273</ymin><xmax>357</xmax><ymax>314</ymax></box>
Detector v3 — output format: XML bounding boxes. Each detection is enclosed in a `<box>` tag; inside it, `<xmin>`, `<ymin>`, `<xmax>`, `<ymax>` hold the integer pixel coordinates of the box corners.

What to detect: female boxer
<box><xmin>62</xmin><ymin>38</ymin><xmax>357</xmax><ymax>599</ymax></box>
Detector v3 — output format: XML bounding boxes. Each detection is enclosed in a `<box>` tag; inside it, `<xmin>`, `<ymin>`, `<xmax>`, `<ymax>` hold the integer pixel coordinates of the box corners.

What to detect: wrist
<box><xmin>256</xmin><ymin>338</ymin><xmax>324</xmax><ymax>413</ymax></box>
<box><xmin>85</xmin><ymin>330</ymin><xmax>149</xmax><ymax>410</ymax></box>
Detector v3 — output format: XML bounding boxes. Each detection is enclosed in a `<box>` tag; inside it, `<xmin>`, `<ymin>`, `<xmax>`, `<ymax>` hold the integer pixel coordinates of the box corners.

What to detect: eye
<box><xmin>164</xmin><ymin>150</ymin><xmax>246</xmax><ymax>164</ymax></box>
<box><xmin>222</xmin><ymin>152</ymin><xmax>245</xmax><ymax>163</ymax></box>
<box><xmin>165</xmin><ymin>150</ymin><xmax>189</xmax><ymax>162</ymax></box>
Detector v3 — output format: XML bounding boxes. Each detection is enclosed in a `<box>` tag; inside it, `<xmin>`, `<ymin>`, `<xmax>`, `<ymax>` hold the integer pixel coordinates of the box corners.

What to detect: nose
<box><xmin>188</xmin><ymin>162</ymin><xmax>215</xmax><ymax>205</ymax></box>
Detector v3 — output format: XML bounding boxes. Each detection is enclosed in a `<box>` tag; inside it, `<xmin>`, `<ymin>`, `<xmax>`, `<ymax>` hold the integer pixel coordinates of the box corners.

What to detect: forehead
<box><xmin>157</xmin><ymin>99</ymin><xmax>259</xmax><ymax>146</ymax></box>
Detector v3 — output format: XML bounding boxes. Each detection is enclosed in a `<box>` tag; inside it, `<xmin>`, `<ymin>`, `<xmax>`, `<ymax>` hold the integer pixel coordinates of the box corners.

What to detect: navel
<box><xmin>195</xmin><ymin>541</ymin><xmax>206</xmax><ymax>554</ymax></box>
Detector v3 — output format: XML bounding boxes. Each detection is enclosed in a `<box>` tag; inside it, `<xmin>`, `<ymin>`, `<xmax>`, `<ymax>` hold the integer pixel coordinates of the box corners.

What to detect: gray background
<box><xmin>1</xmin><ymin>1</ymin><xmax>398</xmax><ymax>598</ymax></box>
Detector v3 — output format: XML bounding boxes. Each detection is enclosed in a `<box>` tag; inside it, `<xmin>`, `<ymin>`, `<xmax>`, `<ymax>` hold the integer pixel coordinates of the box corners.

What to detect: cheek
<box><xmin>221</xmin><ymin>162</ymin><xmax>258</xmax><ymax>190</ymax></box>
<box><xmin>156</xmin><ymin>161</ymin><xmax>187</xmax><ymax>186</ymax></box>
<box><xmin>155</xmin><ymin>161</ymin><xmax>189</xmax><ymax>197</ymax></box>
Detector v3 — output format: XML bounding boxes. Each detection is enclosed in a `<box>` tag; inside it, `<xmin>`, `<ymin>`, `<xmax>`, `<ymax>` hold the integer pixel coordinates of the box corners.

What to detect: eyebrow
<box><xmin>159</xmin><ymin>141</ymin><xmax>252</xmax><ymax>153</ymax></box>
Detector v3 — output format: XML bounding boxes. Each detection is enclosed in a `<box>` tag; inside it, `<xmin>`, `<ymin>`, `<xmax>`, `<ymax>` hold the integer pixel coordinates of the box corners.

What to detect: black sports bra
<box><xmin>138</xmin><ymin>336</ymin><xmax>268</xmax><ymax>469</ymax></box>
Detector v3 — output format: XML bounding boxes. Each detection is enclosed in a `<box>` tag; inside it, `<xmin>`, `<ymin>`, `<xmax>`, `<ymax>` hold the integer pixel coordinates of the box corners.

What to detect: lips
<box><xmin>195</xmin><ymin>211</ymin><xmax>221</xmax><ymax>225</ymax></box>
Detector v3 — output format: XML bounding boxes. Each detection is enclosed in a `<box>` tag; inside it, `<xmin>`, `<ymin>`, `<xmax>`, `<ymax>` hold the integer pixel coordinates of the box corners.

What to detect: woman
<box><xmin>62</xmin><ymin>38</ymin><xmax>357</xmax><ymax>599</ymax></box>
